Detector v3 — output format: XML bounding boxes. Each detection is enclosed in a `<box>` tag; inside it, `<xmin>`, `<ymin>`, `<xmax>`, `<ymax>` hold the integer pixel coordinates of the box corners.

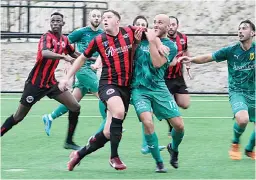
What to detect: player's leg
<box><xmin>43</xmin><ymin>87</ymin><xmax>85</xmax><ymax>136</ymax></box>
<box><xmin>152</xmin><ymin>91</ymin><xmax>183</xmax><ymax>169</ymax></box>
<box><xmin>132</xmin><ymin>89</ymin><xmax>166</xmax><ymax>172</ymax></box>
<box><xmin>67</xmin><ymin>110</ymin><xmax>111</xmax><ymax>171</ymax></box>
<box><xmin>1</xmin><ymin>104</ymin><xmax>31</xmax><ymax>136</ymax></box>
<box><xmin>51</xmin><ymin>89</ymin><xmax>81</xmax><ymax>150</ymax></box>
<box><xmin>245</xmin><ymin>100</ymin><xmax>255</xmax><ymax>160</ymax></box>
<box><xmin>229</xmin><ymin>93</ymin><xmax>249</xmax><ymax>160</ymax></box>
<box><xmin>1</xmin><ymin>82</ymin><xmax>44</xmax><ymax>136</ymax></box>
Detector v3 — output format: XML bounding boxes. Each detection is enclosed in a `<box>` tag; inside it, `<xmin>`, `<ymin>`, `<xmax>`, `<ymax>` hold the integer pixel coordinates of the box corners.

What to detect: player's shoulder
<box><xmin>177</xmin><ymin>31</ymin><xmax>187</xmax><ymax>38</ymax></box>
<box><xmin>224</xmin><ymin>42</ymin><xmax>240</xmax><ymax>51</ymax></box>
<box><xmin>162</xmin><ymin>37</ymin><xmax>176</xmax><ymax>47</ymax></box>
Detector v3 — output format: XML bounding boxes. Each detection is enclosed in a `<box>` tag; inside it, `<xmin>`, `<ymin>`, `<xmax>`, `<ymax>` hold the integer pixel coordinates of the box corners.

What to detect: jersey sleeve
<box><xmin>68</xmin><ymin>28</ymin><xmax>83</xmax><ymax>44</ymax></box>
<box><xmin>212</xmin><ymin>46</ymin><xmax>231</xmax><ymax>62</ymax></box>
<box><xmin>83</xmin><ymin>38</ymin><xmax>98</xmax><ymax>58</ymax></box>
<box><xmin>40</xmin><ymin>33</ymin><xmax>53</xmax><ymax>51</ymax></box>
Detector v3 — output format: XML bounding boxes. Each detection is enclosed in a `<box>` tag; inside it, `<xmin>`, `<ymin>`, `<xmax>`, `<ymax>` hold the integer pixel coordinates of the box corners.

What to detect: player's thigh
<box><xmin>20</xmin><ymin>82</ymin><xmax>47</xmax><ymax>107</ymax></box>
<box><xmin>52</xmin><ymin>90</ymin><xmax>80</xmax><ymax>112</ymax></box>
<box><xmin>152</xmin><ymin>91</ymin><xmax>181</xmax><ymax>121</ymax></box>
<box><xmin>73</xmin><ymin>76</ymin><xmax>89</xmax><ymax>97</ymax></box>
<box><xmin>99</xmin><ymin>85</ymin><xmax>126</xmax><ymax>119</ymax></box>
<box><xmin>174</xmin><ymin>93</ymin><xmax>190</xmax><ymax>109</ymax></box>
<box><xmin>132</xmin><ymin>89</ymin><xmax>152</xmax><ymax>119</ymax></box>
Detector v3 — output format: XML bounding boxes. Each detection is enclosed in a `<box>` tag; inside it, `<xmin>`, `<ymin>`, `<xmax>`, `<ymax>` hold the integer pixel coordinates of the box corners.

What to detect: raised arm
<box><xmin>179</xmin><ymin>54</ymin><xmax>213</xmax><ymax>64</ymax></box>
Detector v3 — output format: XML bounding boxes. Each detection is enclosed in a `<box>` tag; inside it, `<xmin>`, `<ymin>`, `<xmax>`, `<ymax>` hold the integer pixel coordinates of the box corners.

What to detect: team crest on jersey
<box><xmin>106</xmin><ymin>88</ymin><xmax>115</xmax><ymax>95</ymax></box>
<box><xmin>180</xmin><ymin>38</ymin><xmax>185</xmax><ymax>45</ymax></box>
<box><xmin>249</xmin><ymin>53</ymin><xmax>255</xmax><ymax>60</ymax></box>
<box><xmin>26</xmin><ymin>96</ymin><xmax>34</xmax><ymax>103</ymax></box>
<box><xmin>61</xmin><ymin>41</ymin><xmax>66</xmax><ymax>48</ymax></box>
<box><xmin>102</xmin><ymin>41</ymin><xmax>109</xmax><ymax>47</ymax></box>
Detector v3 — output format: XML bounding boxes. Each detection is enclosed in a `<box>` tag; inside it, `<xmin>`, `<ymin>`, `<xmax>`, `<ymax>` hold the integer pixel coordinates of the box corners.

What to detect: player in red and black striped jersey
<box><xmin>61</xmin><ymin>10</ymin><xmax>145</xmax><ymax>171</ymax></box>
<box><xmin>1</xmin><ymin>12</ymin><xmax>81</xmax><ymax>150</ymax></box>
<box><xmin>165</xmin><ymin>16</ymin><xmax>191</xmax><ymax>135</ymax></box>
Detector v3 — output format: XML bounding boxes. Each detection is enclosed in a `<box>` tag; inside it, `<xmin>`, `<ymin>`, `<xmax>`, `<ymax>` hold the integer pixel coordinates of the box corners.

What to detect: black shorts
<box><xmin>165</xmin><ymin>76</ymin><xmax>188</xmax><ymax>95</ymax></box>
<box><xmin>98</xmin><ymin>84</ymin><xmax>131</xmax><ymax>113</ymax></box>
<box><xmin>20</xmin><ymin>81</ymin><xmax>63</xmax><ymax>107</ymax></box>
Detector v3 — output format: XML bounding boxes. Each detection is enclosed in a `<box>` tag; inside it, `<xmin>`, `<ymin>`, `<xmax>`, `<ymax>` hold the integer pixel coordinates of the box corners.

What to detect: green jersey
<box><xmin>212</xmin><ymin>42</ymin><xmax>255</xmax><ymax>92</ymax></box>
<box><xmin>68</xmin><ymin>26</ymin><xmax>103</xmax><ymax>69</ymax></box>
<box><xmin>132</xmin><ymin>38</ymin><xmax>178</xmax><ymax>90</ymax></box>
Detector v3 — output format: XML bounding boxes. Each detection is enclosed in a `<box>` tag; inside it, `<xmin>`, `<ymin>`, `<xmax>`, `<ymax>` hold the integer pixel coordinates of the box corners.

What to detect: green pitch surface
<box><xmin>1</xmin><ymin>94</ymin><xmax>255</xmax><ymax>179</ymax></box>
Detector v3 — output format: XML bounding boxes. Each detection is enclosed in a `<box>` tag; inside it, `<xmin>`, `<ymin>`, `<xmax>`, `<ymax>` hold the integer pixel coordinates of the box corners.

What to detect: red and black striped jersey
<box><xmin>84</xmin><ymin>26</ymin><xmax>138</xmax><ymax>87</ymax></box>
<box><xmin>27</xmin><ymin>31</ymin><xmax>74</xmax><ymax>88</ymax></box>
<box><xmin>165</xmin><ymin>31</ymin><xmax>188</xmax><ymax>79</ymax></box>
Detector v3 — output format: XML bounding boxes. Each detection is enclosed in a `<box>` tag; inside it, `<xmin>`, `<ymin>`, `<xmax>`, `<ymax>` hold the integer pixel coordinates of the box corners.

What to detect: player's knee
<box><xmin>112</xmin><ymin>111</ymin><xmax>125</xmax><ymax>120</ymax></box>
<box><xmin>70</xmin><ymin>103</ymin><xmax>81</xmax><ymax>112</ymax></box>
<box><xmin>143</xmin><ymin>120</ymin><xmax>154</xmax><ymax>134</ymax></box>
<box><xmin>177</xmin><ymin>100</ymin><xmax>190</xmax><ymax>109</ymax></box>
<box><xmin>236</xmin><ymin>114</ymin><xmax>249</xmax><ymax>127</ymax></box>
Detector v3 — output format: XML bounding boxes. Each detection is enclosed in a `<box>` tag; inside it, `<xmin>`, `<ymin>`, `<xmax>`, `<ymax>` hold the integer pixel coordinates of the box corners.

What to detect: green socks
<box><xmin>171</xmin><ymin>128</ymin><xmax>184</xmax><ymax>152</ymax></box>
<box><xmin>245</xmin><ymin>129</ymin><xmax>255</xmax><ymax>151</ymax></box>
<box><xmin>51</xmin><ymin>104</ymin><xmax>68</xmax><ymax>120</ymax></box>
<box><xmin>145</xmin><ymin>132</ymin><xmax>163</xmax><ymax>163</ymax></box>
<box><xmin>232</xmin><ymin>122</ymin><xmax>245</xmax><ymax>144</ymax></box>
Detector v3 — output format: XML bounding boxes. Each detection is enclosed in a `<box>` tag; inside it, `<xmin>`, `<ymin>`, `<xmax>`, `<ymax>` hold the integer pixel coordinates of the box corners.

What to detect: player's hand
<box><xmin>158</xmin><ymin>45</ymin><xmax>170</xmax><ymax>57</ymax></box>
<box><xmin>90</xmin><ymin>63</ymin><xmax>99</xmax><ymax>70</ymax></box>
<box><xmin>145</xmin><ymin>29</ymin><xmax>157</xmax><ymax>42</ymax></box>
<box><xmin>178</xmin><ymin>56</ymin><xmax>192</xmax><ymax>63</ymax></box>
<box><xmin>63</xmin><ymin>56</ymin><xmax>75</xmax><ymax>64</ymax></box>
<box><xmin>185</xmin><ymin>62</ymin><xmax>193</xmax><ymax>80</ymax></box>
<box><xmin>134</xmin><ymin>27</ymin><xmax>144</xmax><ymax>41</ymax></box>
<box><xmin>58</xmin><ymin>79</ymin><xmax>69</xmax><ymax>92</ymax></box>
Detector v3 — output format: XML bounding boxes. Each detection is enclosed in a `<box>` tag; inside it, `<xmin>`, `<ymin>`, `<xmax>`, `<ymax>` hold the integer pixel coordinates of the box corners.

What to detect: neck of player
<box><xmin>240</xmin><ymin>39</ymin><xmax>253</xmax><ymax>51</ymax></box>
<box><xmin>89</xmin><ymin>24</ymin><xmax>99</xmax><ymax>31</ymax></box>
<box><xmin>106</xmin><ymin>27</ymin><xmax>119</xmax><ymax>36</ymax></box>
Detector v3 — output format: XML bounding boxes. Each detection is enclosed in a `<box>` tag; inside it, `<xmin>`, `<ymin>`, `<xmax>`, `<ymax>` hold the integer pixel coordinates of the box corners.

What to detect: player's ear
<box><xmin>251</xmin><ymin>31</ymin><xmax>255</xmax><ymax>37</ymax></box>
<box><xmin>62</xmin><ymin>21</ymin><xmax>65</xmax><ymax>26</ymax></box>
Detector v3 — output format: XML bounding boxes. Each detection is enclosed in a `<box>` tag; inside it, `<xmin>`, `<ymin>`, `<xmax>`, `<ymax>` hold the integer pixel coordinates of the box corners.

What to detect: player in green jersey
<box><xmin>131</xmin><ymin>14</ymin><xmax>185</xmax><ymax>172</ymax></box>
<box><xmin>179</xmin><ymin>20</ymin><xmax>255</xmax><ymax>160</ymax></box>
<box><xmin>42</xmin><ymin>9</ymin><xmax>106</xmax><ymax>150</ymax></box>
<box><xmin>132</xmin><ymin>15</ymin><xmax>166</xmax><ymax>155</ymax></box>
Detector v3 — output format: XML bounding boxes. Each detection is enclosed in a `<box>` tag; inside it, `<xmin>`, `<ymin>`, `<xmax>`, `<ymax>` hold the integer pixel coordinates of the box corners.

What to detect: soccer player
<box><xmin>42</xmin><ymin>10</ymin><xmax>106</xmax><ymax>149</ymax></box>
<box><xmin>58</xmin><ymin>10</ymin><xmax>145</xmax><ymax>171</ymax></box>
<box><xmin>165</xmin><ymin>16</ymin><xmax>190</xmax><ymax>136</ymax></box>
<box><xmin>132</xmin><ymin>15</ymin><xmax>166</xmax><ymax>155</ymax></box>
<box><xmin>131</xmin><ymin>14</ymin><xmax>185</xmax><ymax>171</ymax></box>
<box><xmin>1</xmin><ymin>12</ymin><xmax>82</xmax><ymax>149</ymax></box>
<box><xmin>179</xmin><ymin>20</ymin><xmax>255</xmax><ymax>160</ymax></box>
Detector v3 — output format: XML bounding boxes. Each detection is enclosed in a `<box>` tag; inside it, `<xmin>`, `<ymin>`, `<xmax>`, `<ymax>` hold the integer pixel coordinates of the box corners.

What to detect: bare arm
<box><xmin>42</xmin><ymin>50</ymin><xmax>65</xmax><ymax>60</ymax></box>
<box><xmin>149</xmin><ymin>39</ymin><xmax>168</xmax><ymax>68</ymax></box>
<box><xmin>191</xmin><ymin>54</ymin><xmax>213</xmax><ymax>64</ymax></box>
<box><xmin>179</xmin><ymin>54</ymin><xmax>213</xmax><ymax>64</ymax></box>
<box><xmin>65</xmin><ymin>54</ymin><xmax>87</xmax><ymax>80</ymax></box>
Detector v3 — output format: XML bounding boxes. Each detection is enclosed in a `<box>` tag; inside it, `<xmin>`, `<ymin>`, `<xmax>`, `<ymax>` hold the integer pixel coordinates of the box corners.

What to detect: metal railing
<box><xmin>1</xmin><ymin>0</ymin><xmax>108</xmax><ymax>36</ymax></box>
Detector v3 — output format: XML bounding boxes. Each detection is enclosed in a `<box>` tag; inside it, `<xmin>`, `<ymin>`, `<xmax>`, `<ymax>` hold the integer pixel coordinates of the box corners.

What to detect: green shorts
<box><xmin>131</xmin><ymin>86</ymin><xmax>181</xmax><ymax>120</ymax></box>
<box><xmin>73</xmin><ymin>68</ymin><xmax>99</xmax><ymax>96</ymax></box>
<box><xmin>229</xmin><ymin>92</ymin><xmax>255</xmax><ymax>122</ymax></box>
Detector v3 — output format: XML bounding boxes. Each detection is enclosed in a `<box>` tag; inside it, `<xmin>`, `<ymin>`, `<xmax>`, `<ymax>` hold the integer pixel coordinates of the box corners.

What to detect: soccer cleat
<box><xmin>229</xmin><ymin>143</ymin><xmax>242</xmax><ymax>160</ymax></box>
<box><xmin>155</xmin><ymin>162</ymin><xmax>167</xmax><ymax>173</ymax></box>
<box><xmin>64</xmin><ymin>142</ymin><xmax>81</xmax><ymax>150</ymax></box>
<box><xmin>109</xmin><ymin>157</ymin><xmax>127</xmax><ymax>170</ymax></box>
<box><xmin>67</xmin><ymin>151</ymin><xmax>81</xmax><ymax>171</ymax></box>
<box><xmin>141</xmin><ymin>145</ymin><xmax>166</xmax><ymax>155</ymax></box>
<box><xmin>167</xmin><ymin>143</ymin><xmax>179</xmax><ymax>169</ymax></box>
<box><xmin>245</xmin><ymin>149</ymin><xmax>256</xmax><ymax>160</ymax></box>
<box><xmin>42</xmin><ymin>114</ymin><xmax>52</xmax><ymax>136</ymax></box>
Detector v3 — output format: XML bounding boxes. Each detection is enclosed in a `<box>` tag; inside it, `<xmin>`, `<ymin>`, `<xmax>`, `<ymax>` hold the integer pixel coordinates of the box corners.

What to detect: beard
<box><xmin>91</xmin><ymin>21</ymin><xmax>100</xmax><ymax>28</ymax></box>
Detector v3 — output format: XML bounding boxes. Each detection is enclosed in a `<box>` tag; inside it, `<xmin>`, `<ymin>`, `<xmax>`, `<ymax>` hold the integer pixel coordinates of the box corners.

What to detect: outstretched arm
<box><xmin>179</xmin><ymin>54</ymin><xmax>213</xmax><ymax>64</ymax></box>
